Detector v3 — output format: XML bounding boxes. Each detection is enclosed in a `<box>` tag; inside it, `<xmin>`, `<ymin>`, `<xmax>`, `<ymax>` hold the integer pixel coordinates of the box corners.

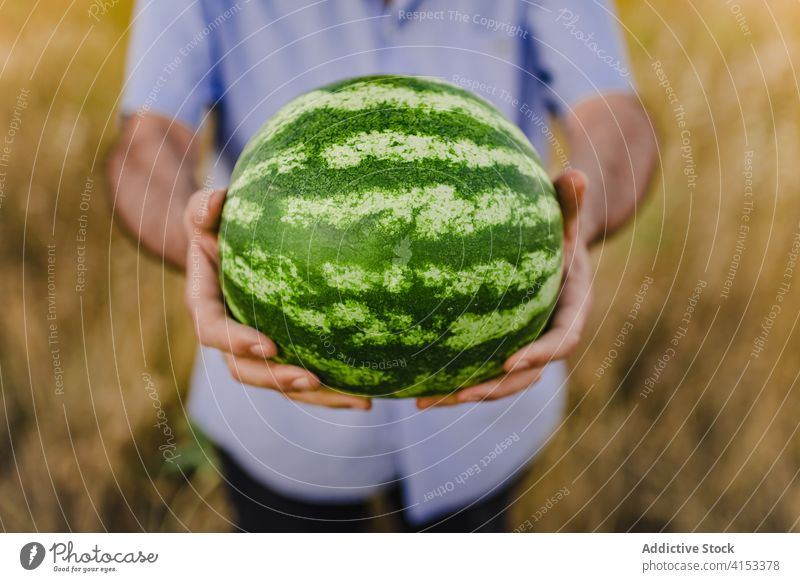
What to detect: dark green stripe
<box><xmin>236</xmin><ymin>106</ymin><xmax>537</xmax><ymax>176</ymax></box>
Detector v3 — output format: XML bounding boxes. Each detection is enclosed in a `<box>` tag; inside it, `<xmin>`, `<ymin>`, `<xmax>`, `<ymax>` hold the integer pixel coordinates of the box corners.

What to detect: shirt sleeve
<box><xmin>120</xmin><ymin>0</ymin><xmax>217</xmax><ymax>130</ymax></box>
<box><xmin>529</xmin><ymin>0</ymin><xmax>634</xmax><ymax>111</ymax></box>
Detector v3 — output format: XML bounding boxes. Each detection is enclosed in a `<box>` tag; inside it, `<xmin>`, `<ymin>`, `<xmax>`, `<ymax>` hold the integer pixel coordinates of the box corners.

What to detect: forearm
<box><xmin>563</xmin><ymin>94</ymin><xmax>657</xmax><ymax>245</ymax></box>
<box><xmin>107</xmin><ymin>114</ymin><xmax>199</xmax><ymax>269</ymax></box>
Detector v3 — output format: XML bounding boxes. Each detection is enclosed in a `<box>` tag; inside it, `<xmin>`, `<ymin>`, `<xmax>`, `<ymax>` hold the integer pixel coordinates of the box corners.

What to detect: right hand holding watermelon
<box><xmin>183</xmin><ymin>188</ymin><xmax>372</xmax><ymax>410</ymax></box>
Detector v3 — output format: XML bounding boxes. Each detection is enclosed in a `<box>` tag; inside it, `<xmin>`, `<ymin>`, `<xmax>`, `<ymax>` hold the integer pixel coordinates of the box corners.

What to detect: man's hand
<box><xmin>416</xmin><ymin>170</ymin><xmax>592</xmax><ymax>409</ymax></box>
<box><xmin>183</xmin><ymin>189</ymin><xmax>372</xmax><ymax>410</ymax></box>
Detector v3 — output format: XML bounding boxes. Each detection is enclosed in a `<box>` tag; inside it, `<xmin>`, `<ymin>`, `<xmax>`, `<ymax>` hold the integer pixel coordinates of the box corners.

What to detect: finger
<box><xmin>416</xmin><ymin>393</ymin><xmax>462</xmax><ymax>409</ymax></box>
<box><xmin>554</xmin><ymin>170</ymin><xmax>591</xmax><ymax>246</ymax></box>
<box><xmin>199</xmin><ymin>233</ymin><xmax>219</xmax><ymax>267</ymax></box>
<box><xmin>553</xmin><ymin>170</ymin><xmax>587</xmax><ymax>224</ymax></box>
<box><xmin>286</xmin><ymin>389</ymin><xmax>372</xmax><ymax>410</ymax></box>
<box><xmin>184</xmin><ymin>188</ymin><xmax>227</xmax><ymax>235</ymax></box>
<box><xmin>185</xmin><ymin>189</ymin><xmax>225</xmax><ymax>267</ymax></box>
<box><xmin>186</xmin><ymin>233</ymin><xmax>277</xmax><ymax>358</ymax></box>
<box><xmin>455</xmin><ymin>367</ymin><xmax>543</xmax><ymax>403</ymax></box>
<box><xmin>223</xmin><ymin>353</ymin><xmax>319</xmax><ymax>391</ymax></box>
<box><xmin>504</xmin><ymin>249</ymin><xmax>592</xmax><ymax>370</ymax></box>
<box><xmin>416</xmin><ymin>367</ymin><xmax>541</xmax><ymax>409</ymax></box>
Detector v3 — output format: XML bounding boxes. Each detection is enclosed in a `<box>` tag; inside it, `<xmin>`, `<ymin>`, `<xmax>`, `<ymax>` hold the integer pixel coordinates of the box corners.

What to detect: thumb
<box><xmin>552</xmin><ymin>169</ymin><xmax>587</xmax><ymax>225</ymax></box>
<box><xmin>184</xmin><ymin>188</ymin><xmax>227</xmax><ymax>235</ymax></box>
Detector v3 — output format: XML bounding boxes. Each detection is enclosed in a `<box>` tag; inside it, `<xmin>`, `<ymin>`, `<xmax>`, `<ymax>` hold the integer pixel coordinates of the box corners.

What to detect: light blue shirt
<box><xmin>122</xmin><ymin>0</ymin><xmax>632</xmax><ymax>524</ymax></box>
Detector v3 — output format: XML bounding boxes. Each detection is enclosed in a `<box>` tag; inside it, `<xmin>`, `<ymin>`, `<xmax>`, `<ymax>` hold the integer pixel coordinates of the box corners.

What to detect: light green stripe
<box><xmin>224</xmin><ymin>242</ymin><xmax>559</xmax><ymax>352</ymax></box>
<box><xmin>224</xmin><ymin>251</ymin><xmax>436</xmax><ymax>347</ymax></box>
<box><xmin>419</xmin><ymin>251</ymin><xmax>561</xmax><ymax>298</ymax></box>
<box><xmin>230</xmin><ymin>145</ymin><xmax>307</xmax><ymax>191</ymax></box>
<box><xmin>222</xmin><ymin>247</ymin><xmax>332</xmax><ymax>333</ymax></box>
<box><xmin>282</xmin><ymin>184</ymin><xmax>558</xmax><ymax>238</ymax></box>
<box><xmin>223</xmin><ymin>197</ymin><xmax>263</xmax><ymax>225</ymax></box>
<box><xmin>223</xmin><ymin>248</ymin><xmax>299</xmax><ymax>301</ymax></box>
<box><xmin>240</xmin><ymin>81</ymin><xmax>529</xmax><ymax>159</ymax></box>
<box><xmin>443</xmin><ymin>268</ymin><xmax>561</xmax><ymax>350</ymax></box>
<box><xmin>321</xmin><ymin>250</ymin><xmax>560</xmax><ymax>298</ymax></box>
<box><xmin>322</xmin><ymin>131</ymin><xmax>549</xmax><ymax>183</ymax></box>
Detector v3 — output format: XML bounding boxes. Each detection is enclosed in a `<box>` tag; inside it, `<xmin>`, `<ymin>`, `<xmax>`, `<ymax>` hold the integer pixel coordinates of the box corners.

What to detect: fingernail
<box><xmin>460</xmin><ymin>394</ymin><xmax>482</xmax><ymax>403</ymax></box>
<box><xmin>290</xmin><ymin>377</ymin><xmax>316</xmax><ymax>390</ymax></box>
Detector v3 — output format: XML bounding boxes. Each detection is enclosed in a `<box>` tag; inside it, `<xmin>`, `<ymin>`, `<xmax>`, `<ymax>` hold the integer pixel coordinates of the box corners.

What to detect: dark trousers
<box><xmin>217</xmin><ymin>447</ymin><xmax>516</xmax><ymax>532</ymax></box>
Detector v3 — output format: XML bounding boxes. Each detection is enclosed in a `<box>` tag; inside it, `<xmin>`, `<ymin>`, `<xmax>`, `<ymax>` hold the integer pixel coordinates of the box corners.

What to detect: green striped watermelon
<box><xmin>219</xmin><ymin>75</ymin><xmax>563</xmax><ymax>398</ymax></box>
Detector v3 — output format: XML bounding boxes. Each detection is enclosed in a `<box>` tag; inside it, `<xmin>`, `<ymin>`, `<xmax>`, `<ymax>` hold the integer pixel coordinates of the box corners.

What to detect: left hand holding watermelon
<box><xmin>416</xmin><ymin>170</ymin><xmax>591</xmax><ymax>408</ymax></box>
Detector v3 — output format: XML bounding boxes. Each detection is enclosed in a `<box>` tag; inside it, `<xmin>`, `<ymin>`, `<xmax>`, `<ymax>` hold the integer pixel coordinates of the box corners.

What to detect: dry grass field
<box><xmin>1</xmin><ymin>0</ymin><xmax>798</xmax><ymax>532</ymax></box>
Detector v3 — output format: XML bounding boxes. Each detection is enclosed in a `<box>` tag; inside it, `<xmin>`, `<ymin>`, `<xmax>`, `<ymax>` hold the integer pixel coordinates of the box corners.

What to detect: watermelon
<box><xmin>219</xmin><ymin>75</ymin><xmax>563</xmax><ymax>398</ymax></box>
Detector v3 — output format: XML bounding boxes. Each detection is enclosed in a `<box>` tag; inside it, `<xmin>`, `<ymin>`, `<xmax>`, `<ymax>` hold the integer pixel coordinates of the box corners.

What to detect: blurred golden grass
<box><xmin>1</xmin><ymin>0</ymin><xmax>798</xmax><ymax>531</ymax></box>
